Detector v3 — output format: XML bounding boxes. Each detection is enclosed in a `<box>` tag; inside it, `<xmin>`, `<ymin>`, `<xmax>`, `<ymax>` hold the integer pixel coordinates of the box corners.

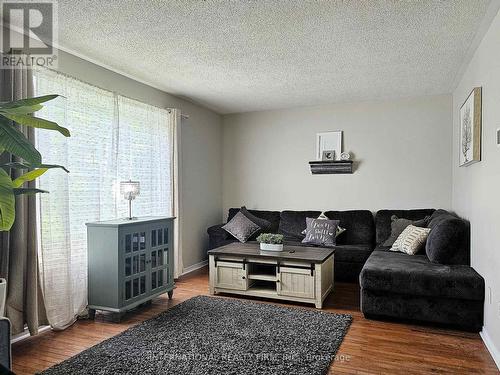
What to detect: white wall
<box><xmin>222</xmin><ymin>95</ymin><xmax>452</xmax><ymax>217</ymax></box>
<box><xmin>55</xmin><ymin>50</ymin><xmax>223</xmax><ymax>270</ymax></box>
<box><xmin>452</xmin><ymin>7</ymin><xmax>500</xmax><ymax>366</ymax></box>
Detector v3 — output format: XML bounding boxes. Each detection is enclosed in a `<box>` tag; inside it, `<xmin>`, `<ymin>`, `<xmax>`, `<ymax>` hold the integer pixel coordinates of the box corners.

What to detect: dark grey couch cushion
<box><xmin>361</xmin><ymin>288</ymin><xmax>483</xmax><ymax>332</ymax></box>
<box><xmin>375</xmin><ymin>209</ymin><xmax>435</xmax><ymax>245</ymax></box>
<box><xmin>334</xmin><ymin>244</ymin><xmax>372</xmax><ymax>263</ymax></box>
<box><xmin>278</xmin><ymin>210</ymin><xmax>321</xmax><ymax>241</ymax></box>
<box><xmin>207</xmin><ymin>223</ymin><xmax>230</xmax><ymax>250</ymax></box>
<box><xmin>426</xmin><ymin>210</ymin><xmax>470</xmax><ymax>265</ymax></box>
<box><xmin>285</xmin><ymin>240</ymin><xmax>371</xmax><ymax>264</ymax></box>
<box><xmin>360</xmin><ymin>250</ymin><xmax>484</xmax><ymax>301</ymax></box>
<box><xmin>228</xmin><ymin>208</ymin><xmax>281</xmax><ymax>233</ymax></box>
<box><xmin>324</xmin><ymin>210</ymin><xmax>375</xmax><ymax>246</ymax></box>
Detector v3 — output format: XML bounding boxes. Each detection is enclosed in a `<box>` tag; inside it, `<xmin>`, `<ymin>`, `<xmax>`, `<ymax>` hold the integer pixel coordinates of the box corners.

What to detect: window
<box><xmin>33</xmin><ymin>68</ymin><xmax>173</xmax><ymax>328</ymax></box>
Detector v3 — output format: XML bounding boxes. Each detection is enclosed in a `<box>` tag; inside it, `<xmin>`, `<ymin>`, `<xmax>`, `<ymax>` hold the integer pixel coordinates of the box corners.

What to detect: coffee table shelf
<box><xmin>248</xmin><ymin>273</ymin><xmax>277</xmax><ymax>282</ymax></box>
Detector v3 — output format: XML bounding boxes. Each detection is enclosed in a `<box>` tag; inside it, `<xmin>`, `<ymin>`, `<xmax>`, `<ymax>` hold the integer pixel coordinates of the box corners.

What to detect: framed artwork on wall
<box><xmin>459</xmin><ymin>87</ymin><xmax>482</xmax><ymax>167</ymax></box>
<box><xmin>316</xmin><ymin>131</ymin><xmax>342</xmax><ymax>161</ymax></box>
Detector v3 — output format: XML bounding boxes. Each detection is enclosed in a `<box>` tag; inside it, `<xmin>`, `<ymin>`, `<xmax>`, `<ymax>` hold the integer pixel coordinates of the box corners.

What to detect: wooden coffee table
<box><xmin>208</xmin><ymin>242</ymin><xmax>335</xmax><ymax>308</ymax></box>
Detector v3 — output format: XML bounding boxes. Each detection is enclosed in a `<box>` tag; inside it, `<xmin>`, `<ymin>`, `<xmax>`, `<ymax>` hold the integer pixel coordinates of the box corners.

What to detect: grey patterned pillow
<box><xmin>302</xmin><ymin>218</ymin><xmax>339</xmax><ymax>247</ymax></box>
<box><xmin>300</xmin><ymin>212</ymin><xmax>346</xmax><ymax>238</ymax></box>
<box><xmin>222</xmin><ymin>211</ymin><xmax>261</xmax><ymax>243</ymax></box>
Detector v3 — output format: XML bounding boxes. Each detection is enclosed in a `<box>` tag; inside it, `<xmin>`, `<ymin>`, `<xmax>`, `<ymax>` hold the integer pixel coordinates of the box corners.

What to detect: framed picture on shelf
<box><xmin>316</xmin><ymin>131</ymin><xmax>342</xmax><ymax>161</ymax></box>
<box><xmin>459</xmin><ymin>87</ymin><xmax>482</xmax><ymax>167</ymax></box>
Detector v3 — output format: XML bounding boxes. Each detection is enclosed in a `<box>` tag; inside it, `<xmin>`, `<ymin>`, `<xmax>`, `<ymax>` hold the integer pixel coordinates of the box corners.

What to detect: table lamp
<box><xmin>120</xmin><ymin>180</ymin><xmax>140</xmax><ymax>220</ymax></box>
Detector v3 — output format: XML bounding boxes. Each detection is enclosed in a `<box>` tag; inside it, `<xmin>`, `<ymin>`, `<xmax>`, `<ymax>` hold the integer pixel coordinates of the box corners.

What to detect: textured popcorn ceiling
<box><xmin>52</xmin><ymin>0</ymin><xmax>492</xmax><ymax>113</ymax></box>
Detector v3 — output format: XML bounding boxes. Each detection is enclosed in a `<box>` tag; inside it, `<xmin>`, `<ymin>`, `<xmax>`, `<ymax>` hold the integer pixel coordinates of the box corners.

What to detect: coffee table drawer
<box><xmin>277</xmin><ymin>267</ymin><xmax>315</xmax><ymax>299</ymax></box>
<box><xmin>215</xmin><ymin>261</ymin><xmax>248</xmax><ymax>290</ymax></box>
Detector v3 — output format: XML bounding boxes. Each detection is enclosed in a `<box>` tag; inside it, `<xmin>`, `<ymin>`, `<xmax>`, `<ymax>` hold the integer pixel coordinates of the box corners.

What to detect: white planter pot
<box><xmin>259</xmin><ymin>243</ymin><xmax>283</xmax><ymax>252</ymax></box>
<box><xmin>0</xmin><ymin>278</ymin><xmax>6</xmax><ymax>317</ymax></box>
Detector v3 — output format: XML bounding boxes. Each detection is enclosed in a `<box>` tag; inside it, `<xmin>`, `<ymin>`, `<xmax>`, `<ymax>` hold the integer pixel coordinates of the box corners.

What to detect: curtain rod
<box><xmin>167</xmin><ymin>108</ymin><xmax>189</xmax><ymax>119</ymax></box>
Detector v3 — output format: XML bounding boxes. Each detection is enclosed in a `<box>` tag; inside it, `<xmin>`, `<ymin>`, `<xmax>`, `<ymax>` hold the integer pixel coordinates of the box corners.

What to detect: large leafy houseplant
<box><xmin>0</xmin><ymin>94</ymin><xmax>70</xmax><ymax>231</ymax></box>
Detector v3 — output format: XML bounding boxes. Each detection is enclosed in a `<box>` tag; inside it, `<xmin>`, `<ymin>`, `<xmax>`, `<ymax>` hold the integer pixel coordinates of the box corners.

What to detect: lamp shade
<box><xmin>120</xmin><ymin>180</ymin><xmax>140</xmax><ymax>200</ymax></box>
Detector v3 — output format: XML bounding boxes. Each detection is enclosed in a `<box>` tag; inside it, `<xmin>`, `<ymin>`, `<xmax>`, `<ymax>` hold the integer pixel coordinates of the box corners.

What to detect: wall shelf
<box><xmin>309</xmin><ymin>160</ymin><xmax>353</xmax><ymax>174</ymax></box>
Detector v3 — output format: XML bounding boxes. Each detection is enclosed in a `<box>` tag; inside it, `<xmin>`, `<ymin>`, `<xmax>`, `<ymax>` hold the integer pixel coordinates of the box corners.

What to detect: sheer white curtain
<box><xmin>34</xmin><ymin>68</ymin><xmax>175</xmax><ymax>329</ymax></box>
<box><xmin>116</xmin><ymin>96</ymin><xmax>171</xmax><ymax>217</ymax></box>
<box><xmin>168</xmin><ymin>108</ymin><xmax>183</xmax><ymax>278</ymax></box>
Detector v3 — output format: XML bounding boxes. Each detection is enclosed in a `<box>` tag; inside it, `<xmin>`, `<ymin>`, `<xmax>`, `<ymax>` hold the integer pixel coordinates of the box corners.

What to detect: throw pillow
<box><xmin>390</xmin><ymin>225</ymin><xmax>431</xmax><ymax>255</ymax></box>
<box><xmin>426</xmin><ymin>213</ymin><xmax>467</xmax><ymax>264</ymax></box>
<box><xmin>301</xmin><ymin>212</ymin><xmax>346</xmax><ymax>238</ymax></box>
<box><xmin>240</xmin><ymin>206</ymin><xmax>272</xmax><ymax>231</ymax></box>
<box><xmin>335</xmin><ymin>226</ymin><xmax>347</xmax><ymax>238</ymax></box>
<box><xmin>222</xmin><ymin>211</ymin><xmax>261</xmax><ymax>243</ymax></box>
<box><xmin>383</xmin><ymin>215</ymin><xmax>431</xmax><ymax>247</ymax></box>
<box><xmin>302</xmin><ymin>218</ymin><xmax>339</xmax><ymax>247</ymax></box>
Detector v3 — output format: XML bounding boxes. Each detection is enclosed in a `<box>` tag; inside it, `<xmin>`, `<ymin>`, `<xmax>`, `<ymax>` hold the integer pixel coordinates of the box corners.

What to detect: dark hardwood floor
<box><xmin>12</xmin><ymin>267</ymin><xmax>498</xmax><ymax>374</ymax></box>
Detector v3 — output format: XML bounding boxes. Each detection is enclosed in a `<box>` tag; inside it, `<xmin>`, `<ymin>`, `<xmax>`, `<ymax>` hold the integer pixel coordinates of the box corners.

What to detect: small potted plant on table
<box><xmin>256</xmin><ymin>233</ymin><xmax>284</xmax><ymax>252</ymax></box>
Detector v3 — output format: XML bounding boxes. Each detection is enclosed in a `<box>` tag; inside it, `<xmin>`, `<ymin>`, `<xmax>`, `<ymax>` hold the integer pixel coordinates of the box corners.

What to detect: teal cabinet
<box><xmin>86</xmin><ymin>217</ymin><xmax>175</xmax><ymax>321</ymax></box>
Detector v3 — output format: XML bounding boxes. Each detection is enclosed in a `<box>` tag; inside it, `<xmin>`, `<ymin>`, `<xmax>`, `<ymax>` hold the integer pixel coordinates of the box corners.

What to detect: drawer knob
<box><xmin>241</xmin><ymin>276</ymin><xmax>246</xmax><ymax>280</ymax></box>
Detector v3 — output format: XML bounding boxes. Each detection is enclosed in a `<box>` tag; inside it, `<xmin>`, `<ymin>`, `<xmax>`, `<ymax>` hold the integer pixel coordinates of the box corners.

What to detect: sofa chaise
<box><xmin>360</xmin><ymin>209</ymin><xmax>484</xmax><ymax>331</ymax></box>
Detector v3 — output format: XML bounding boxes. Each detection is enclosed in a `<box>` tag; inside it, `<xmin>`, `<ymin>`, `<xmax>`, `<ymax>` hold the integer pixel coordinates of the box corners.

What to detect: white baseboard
<box><xmin>181</xmin><ymin>259</ymin><xmax>208</xmax><ymax>276</ymax></box>
<box><xmin>480</xmin><ymin>328</ymin><xmax>500</xmax><ymax>371</ymax></box>
<box><xmin>11</xmin><ymin>325</ymin><xmax>51</xmax><ymax>344</ymax></box>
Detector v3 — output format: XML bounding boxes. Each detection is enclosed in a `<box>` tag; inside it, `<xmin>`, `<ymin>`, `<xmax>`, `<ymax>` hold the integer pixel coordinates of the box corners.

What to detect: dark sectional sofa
<box><xmin>207</xmin><ymin>207</ymin><xmax>484</xmax><ymax>331</ymax></box>
<box><xmin>208</xmin><ymin>208</ymin><xmax>375</xmax><ymax>282</ymax></box>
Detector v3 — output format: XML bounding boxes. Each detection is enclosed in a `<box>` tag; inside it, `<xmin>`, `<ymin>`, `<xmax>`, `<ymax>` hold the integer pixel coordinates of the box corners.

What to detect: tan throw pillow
<box><xmin>390</xmin><ymin>225</ymin><xmax>431</xmax><ymax>255</ymax></box>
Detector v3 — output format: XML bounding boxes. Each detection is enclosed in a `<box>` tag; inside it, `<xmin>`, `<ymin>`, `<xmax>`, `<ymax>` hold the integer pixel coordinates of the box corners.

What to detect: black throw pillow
<box><xmin>426</xmin><ymin>213</ymin><xmax>467</xmax><ymax>264</ymax></box>
<box><xmin>240</xmin><ymin>206</ymin><xmax>272</xmax><ymax>231</ymax></box>
<box><xmin>383</xmin><ymin>215</ymin><xmax>431</xmax><ymax>246</ymax></box>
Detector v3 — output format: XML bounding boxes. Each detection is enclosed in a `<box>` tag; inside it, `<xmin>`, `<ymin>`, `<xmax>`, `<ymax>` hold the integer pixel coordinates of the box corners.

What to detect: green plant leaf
<box><xmin>0</xmin><ymin>118</ymin><xmax>41</xmax><ymax>164</ymax></box>
<box><xmin>0</xmin><ymin>104</ymin><xmax>43</xmax><ymax>115</ymax></box>
<box><xmin>0</xmin><ymin>95</ymin><xmax>59</xmax><ymax>109</ymax></box>
<box><xmin>13</xmin><ymin>187</ymin><xmax>48</xmax><ymax>195</ymax></box>
<box><xmin>12</xmin><ymin>168</ymin><xmax>48</xmax><ymax>188</ymax></box>
<box><xmin>0</xmin><ymin>161</ymin><xmax>69</xmax><ymax>173</ymax></box>
<box><xmin>1</xmin><ymin>113</ymin><xmax>70</xmax><ymax>137</ymax></box>
<box><xmin>0</xmin><ymin>168</ymin><xmax>15</xmax><ymax>231</ymax></box>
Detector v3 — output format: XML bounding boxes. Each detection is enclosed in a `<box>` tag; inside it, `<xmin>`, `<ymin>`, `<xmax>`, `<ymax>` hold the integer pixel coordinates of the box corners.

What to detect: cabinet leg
<box><xmin>88</xmin><ymin>308</ymin><xmax>96</xmax><ymax>320</ymax></box>
<box><xmin>167</xmin><ymin>290</ymin><xmax>174</xmax><ymax>300</ymax></box>
<box><xmin>315</xmin><ymin>301</ymin><xmax>323</xmax><ymax>309</ymax></box>
<box><xmin>112</xmin><ymin>312</ymin><xmax>124</xmax><ymax>323</ymax></box>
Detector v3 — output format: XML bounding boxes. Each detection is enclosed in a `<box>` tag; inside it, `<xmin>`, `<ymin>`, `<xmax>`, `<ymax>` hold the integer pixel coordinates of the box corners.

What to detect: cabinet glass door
<box><xmin>123</xmin><ymin>230</ymin><xmax>147</xmax><ymax>302</ymax></box>
<box><xmin>150</xmin><ymin>225</ymin><xmax>170</xmax><ymax>291</ymax></box>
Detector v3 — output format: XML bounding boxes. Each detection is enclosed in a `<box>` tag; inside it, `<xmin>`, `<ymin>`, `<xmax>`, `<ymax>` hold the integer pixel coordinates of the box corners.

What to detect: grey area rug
<box><xmin>40</xmin><ymin>296</ymin><xmax>352</xmax><ymax>375</ymax></box>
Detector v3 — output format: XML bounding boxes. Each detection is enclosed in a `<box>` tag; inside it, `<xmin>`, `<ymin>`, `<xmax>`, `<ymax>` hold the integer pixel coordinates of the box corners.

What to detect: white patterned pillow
<box><xmin>390</xmin><ymin>225</ymin><xmax>431</xmax><ymax>255</ymax></box>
